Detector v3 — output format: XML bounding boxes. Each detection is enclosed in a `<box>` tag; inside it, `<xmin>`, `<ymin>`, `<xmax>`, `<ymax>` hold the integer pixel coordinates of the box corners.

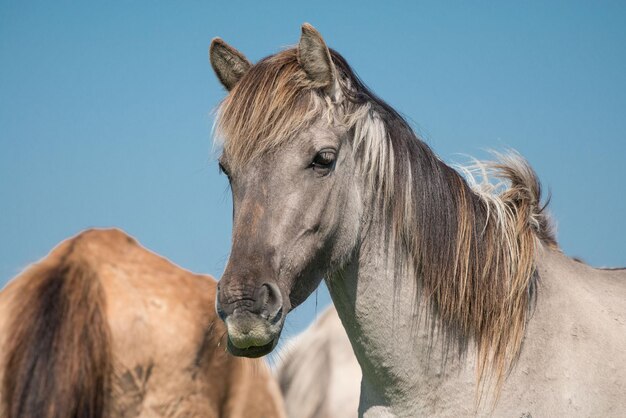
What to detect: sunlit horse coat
<box><xmin>0</xmin><ymin>229</ymin><xmax>285</xmax><ymax>418</ymax></box>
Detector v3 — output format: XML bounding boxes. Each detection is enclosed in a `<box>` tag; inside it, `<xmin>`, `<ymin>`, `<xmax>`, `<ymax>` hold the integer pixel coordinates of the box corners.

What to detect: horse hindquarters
<box><xmin>1</xmin><ymin>250</ymin><xmax>112</xmax><ymax>418</ymax></box>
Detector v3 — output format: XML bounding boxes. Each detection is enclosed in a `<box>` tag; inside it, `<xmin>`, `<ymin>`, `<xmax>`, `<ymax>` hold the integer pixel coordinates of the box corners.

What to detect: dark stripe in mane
<box><xmin>2</xmin><ymin>240</ymin><xmax>112</xmax><ymax>418</ymax></box>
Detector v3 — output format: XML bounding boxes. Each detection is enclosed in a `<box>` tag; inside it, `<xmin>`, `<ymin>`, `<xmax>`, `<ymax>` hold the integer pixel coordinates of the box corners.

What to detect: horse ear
<box><xmin>209</xmin><ymin>38</ymin><xmax>251</xmax><ymax>91</ymax></box>
<box><xmin>297</xmin><ymin>23</ymin><xmax>337</xmax><ymax>95</ymax></box>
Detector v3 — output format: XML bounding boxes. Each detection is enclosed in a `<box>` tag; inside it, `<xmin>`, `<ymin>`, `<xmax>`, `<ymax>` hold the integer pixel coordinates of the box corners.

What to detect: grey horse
<box><xmin>210</xmin><ymin>24</ymin><xmax>626</xmax><ymax>417</ymax></box>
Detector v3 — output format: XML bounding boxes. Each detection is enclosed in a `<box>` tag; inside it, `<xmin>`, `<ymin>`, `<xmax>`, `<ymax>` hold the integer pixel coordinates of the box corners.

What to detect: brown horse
<box><xmin>0</xmin><ymin>228</ymin><xmax>285</xmax><ymax>418</ymax></box>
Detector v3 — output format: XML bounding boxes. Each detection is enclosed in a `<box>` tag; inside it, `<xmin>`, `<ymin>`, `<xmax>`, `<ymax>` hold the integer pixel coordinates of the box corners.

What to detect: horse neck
<box><xmin>325</xmin><ymin>154</ymin><xmax>478</xmax><ymax>416</ymax></box>
<box><xmin>326</xmin><ymin>129</ymin><xmax>534</xmax><ymax>415</ymax></box>
<box><xmin>326</xmin><ymin>214</ymin><xmax>465</xmax><ymax>416</ymax></box>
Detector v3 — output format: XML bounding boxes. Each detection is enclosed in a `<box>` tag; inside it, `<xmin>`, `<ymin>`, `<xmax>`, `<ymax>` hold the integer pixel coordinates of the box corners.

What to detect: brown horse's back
<box><xmin>0</xmin><ymin>228</ymin><xmax>285</xmax><ymax>418</ymax></box>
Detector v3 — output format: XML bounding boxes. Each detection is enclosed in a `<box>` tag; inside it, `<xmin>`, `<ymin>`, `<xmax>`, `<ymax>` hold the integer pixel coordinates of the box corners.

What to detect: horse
<box><xmin>0</xmin><ymin>228</ymin><xmax>286</xmax><ymax>418</ymax></box>
<box><xmin>276</xmin><ymin>305</ymin><xmax>361</xmax><ymax>418</ymax></box>
<box><xmin>209</xmin><ymin>23</ymin><xmax>626</xmax><ymax>416</ymax></box>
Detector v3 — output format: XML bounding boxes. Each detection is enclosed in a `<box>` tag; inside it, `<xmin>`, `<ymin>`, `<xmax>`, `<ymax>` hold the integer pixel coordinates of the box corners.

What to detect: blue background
<box><xmin>1</xmin><ymin>1</ymin><xmax>625</xmax><ymax>342</ymax></box>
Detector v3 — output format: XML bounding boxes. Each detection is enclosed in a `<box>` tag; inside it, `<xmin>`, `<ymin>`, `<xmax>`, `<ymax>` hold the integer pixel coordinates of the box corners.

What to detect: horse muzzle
<box><xmin>216</xmin><ymin>281</ymin><xmax>285</xmax><ymax>358</ymax></box>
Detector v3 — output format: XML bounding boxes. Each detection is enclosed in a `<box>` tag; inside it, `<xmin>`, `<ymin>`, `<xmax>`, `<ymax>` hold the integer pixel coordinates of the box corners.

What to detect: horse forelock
<box><xmin>215</xmin><ymin>48</ymin><xmax>324</xmax><ymax>165</ymax></box>
<box><xmin>213</xmin><ymin>48</ymin><xmax>388</xmax><ymax>166</ymax></box>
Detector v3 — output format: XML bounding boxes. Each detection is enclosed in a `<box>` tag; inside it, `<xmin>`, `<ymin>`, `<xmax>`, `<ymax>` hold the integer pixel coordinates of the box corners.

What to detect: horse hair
<box><xmin>2</xmin><ymin>240</ymin><xmax>112</xmax><ymax>418</ymax></box>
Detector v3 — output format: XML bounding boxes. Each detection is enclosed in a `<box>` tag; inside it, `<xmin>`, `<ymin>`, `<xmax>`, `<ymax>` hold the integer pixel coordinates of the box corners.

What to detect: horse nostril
<box><xmin>215</xmin><ymin>293</ymin><xmax>227</xmax><ymax>321</ymax></box>
<box><xmin>254</xmin><ymin>282</ymin><xmax>283</xmax><ymax>321</ymax></box>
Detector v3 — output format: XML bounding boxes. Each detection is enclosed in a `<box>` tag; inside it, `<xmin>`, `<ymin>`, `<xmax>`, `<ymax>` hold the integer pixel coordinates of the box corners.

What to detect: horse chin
<box><xmin>227</xmin><ymin>336</ymin><xmax>278</xmax><ymax>358</ymax></box>
<box><xmin>223</xmin><ymin>312</ymin><xmax>284</xmax><ymax>357</ymax></box>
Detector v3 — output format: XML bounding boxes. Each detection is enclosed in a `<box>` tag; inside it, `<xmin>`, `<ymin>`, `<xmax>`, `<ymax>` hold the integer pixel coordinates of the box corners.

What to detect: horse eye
<box><xmin>311</xmin><ymin>150</ymin><xmax>336</xmax><ymax>174</ymax></box>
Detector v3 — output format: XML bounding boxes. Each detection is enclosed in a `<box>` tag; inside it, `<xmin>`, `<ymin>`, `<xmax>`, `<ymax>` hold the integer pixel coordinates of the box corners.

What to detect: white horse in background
<box><xmin>276</xmin><ymin>306</ymin><xmax>361</xmax><ymax>418</ymax></box>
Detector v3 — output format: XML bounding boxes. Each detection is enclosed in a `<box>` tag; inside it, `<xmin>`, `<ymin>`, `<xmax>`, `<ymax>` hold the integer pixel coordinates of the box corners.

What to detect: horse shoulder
<box><xmin>92</xmin><ymin>229</ymin><xmax>284</xmax><ymax>417</ymax></box>
<box><xmin>495</xmin><ymin>247</ymin><xmax>626</xmax><ymax>416</ymax></box>
<box><xmin>88</xmin><ymin>233</ymin><xmax>221</xmax><ymax>417</ymax></box>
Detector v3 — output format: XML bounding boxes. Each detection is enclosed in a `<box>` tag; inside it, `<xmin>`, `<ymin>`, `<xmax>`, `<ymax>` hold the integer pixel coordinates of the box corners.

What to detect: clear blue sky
<box><xmin>1</xmin><ymin>1</ymin><xmax>625</xmax><ymax>339</ymax></box>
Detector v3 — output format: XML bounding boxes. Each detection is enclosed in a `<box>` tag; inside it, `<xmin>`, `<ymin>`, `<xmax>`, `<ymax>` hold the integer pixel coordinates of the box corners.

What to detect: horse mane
<box><xmin>215</xmin><ymin>46</ymin><xmax>557</xmax><ymax>394</ymax></box>
<box><xmin>2</xmin><ymin>237</ymin><xmax>112</xmax><ymax>418</ymax></box>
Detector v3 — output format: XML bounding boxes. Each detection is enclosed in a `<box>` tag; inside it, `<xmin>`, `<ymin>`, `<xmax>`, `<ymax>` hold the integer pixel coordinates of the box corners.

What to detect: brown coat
<box><xmin>0</xmin><ymin>228</ymin><xmax>285</xmax><ymax>418</ymax></box>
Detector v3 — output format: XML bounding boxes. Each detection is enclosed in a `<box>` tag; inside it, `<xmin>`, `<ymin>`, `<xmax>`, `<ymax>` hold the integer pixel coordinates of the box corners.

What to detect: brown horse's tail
<box><xmin>2</xmin><ymin>248</ymin><xmax>112</xmax><ymax>418</ymax></box>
